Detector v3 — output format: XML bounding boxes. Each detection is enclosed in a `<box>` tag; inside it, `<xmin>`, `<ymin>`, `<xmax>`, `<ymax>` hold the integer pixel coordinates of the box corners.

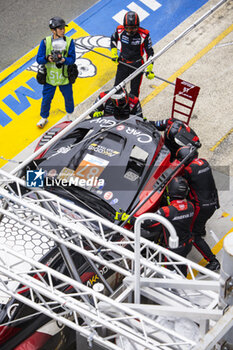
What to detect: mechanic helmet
<box><xmin>166</xmin><ymin>120</ymin><xmax>184</xmax><ymax>141</ymax></box>
<box><xmin>176</xmin><ymin>146</ymin><xmax>198</xmax><ymax>163</ymax></box>
<box><xmin>111</xmin><ymin>88</ymin><xmax>129</xmax><ymax>110</ymax></box>
<box><xmin>49</xmin><ymin>17</ymin><xmax>68</xmax><ymax>29</ymax></box>
<box><xmin>123</xmin><ymin>11</ymin><xmax>140</xmax><ymax>35</ymax></box>
<box><xmin>167</xmin><ymin>176</ymin><xmax>189</xmax><ymax>200</ymax></box>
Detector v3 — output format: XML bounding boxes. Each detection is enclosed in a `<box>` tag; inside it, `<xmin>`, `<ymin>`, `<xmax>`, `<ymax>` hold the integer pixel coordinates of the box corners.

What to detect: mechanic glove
<box><xmin>93</xmin><ymin>111</ymin><xmax>104</xmax><ymax>118</ymax></box>
<box><xmin>154</xmin><ymin>119</ymin><xmax>168</xmax><ymax>131</ymax></box>
<box><xmin>114</xmin><ymin>209</ymin><xmax>131</xmax><ymax>223</ymax></box>
<box><xmin>148</xmin><ymin>120</ymin><xmax>157</xmax><ymax>128</ymax></box>
<box><xmin>146</xmin><ymin>63</ymin><xmax>155</xmax><ymax>80</ymax></box>
<box><xmin>165</xmin><ymin>186</ymin><xmax>171</xmax><ymax>205</ymax></box>
<box><xmin>111</xmin><ymin>48</ymin><xmax>119</xmax><ymax>64</ymax></box>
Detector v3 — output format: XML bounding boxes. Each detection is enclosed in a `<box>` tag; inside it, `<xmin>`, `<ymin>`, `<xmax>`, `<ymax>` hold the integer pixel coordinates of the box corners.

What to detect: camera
<box><xmin>51</xmin><ymin>38</ymin><xmax>67</xmax><ymax>68</ymax></box>
<box><xmin>51</xmin><ymin>50</ymin><xmax>63</xmax><ymax>68</ymax></box>
<box><xmin>51</xmin><ymin>50</ymin><xmax>62</xmax><ymax>63</ymax></box>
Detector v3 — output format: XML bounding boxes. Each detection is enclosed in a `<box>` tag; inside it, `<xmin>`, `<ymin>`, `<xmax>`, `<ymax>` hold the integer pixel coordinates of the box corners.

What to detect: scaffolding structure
<box><xmin>0</xmin><ymin>169</ymin><xmax>228</xmax><ymax>350</ymax></box>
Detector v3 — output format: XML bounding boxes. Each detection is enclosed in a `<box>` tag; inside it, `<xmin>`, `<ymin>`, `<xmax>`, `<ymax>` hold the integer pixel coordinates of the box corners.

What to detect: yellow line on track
<box><xmin>210</xmin><ymin>127</ymin><xmax>233</xmax><ymax>151</ymax></box>
<box><xmin>187</xmin><ymin>227</ymin><xmax>233</xmax><ymax>278</ymax></box>
<box><xmin>222</xmin><ymin>212</ymin><xmax>230</xmax><ymax>218</ymax></box>
<box><xmin>141</xmin><ymin>23</ymin><xmax>233</xmax><ymax>120</ymax></box>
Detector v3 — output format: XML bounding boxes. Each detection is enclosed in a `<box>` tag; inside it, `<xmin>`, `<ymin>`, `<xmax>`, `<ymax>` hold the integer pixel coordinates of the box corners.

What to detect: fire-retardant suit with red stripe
<box><xmin>183</xmin><ymin>158</ymin><xmax>220</xmax><ymax>265</ymax></box>
<box><xmin>140</xmin><ymin>199</ymin><xmax>194</xmax><ymax>276</ymax></box>
<box><xmin>111</xmin><ymin>25</ymin><xmax>154</xmax><ymax>97</ymax></box>
<box><xmin>176</xmin><ymin>146</ymin><xmax>220</xmax><ymax>271</ymax></box>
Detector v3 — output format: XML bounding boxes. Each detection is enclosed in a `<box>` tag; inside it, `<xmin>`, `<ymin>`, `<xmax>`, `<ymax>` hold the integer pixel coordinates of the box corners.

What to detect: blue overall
<box><xmin>36</xmin><ymin>36</ymin><xmax>76</xmax><ymax>119</ymax></box>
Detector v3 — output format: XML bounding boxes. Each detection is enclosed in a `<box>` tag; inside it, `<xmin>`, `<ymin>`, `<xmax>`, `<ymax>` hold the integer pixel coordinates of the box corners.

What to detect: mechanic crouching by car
<box><xmin>116</xmin><ymin>177</ymin><xmax>194</xmax><ymax>277</ymax></box>
<box><xmin>154</xmin><ymin>118</ymin><xmax>201</xmax><ymax>160</ymax></box>
<box><xmin>36</xmin><ymin>17</ymin><xmax>76</xmax><ymax>129</ymax></box>
<box><xmin>89</xmin><ymin>87</ymin><xmax>143</xmax><ymax>119</ymax></box>
<box><xmin>111</xmin><ymin>11</ymin><xmax>154</xmax><ymax>97</ymax></box>
<box><xmin>176</xmin><ymin>146</ymin><xmax>220</xmax><ymax>271</ymax></box>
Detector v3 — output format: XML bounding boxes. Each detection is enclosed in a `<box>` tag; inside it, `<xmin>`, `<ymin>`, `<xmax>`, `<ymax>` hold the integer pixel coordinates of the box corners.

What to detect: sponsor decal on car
<box><xmin>125</xmin><ymin>127</ymin><xmax>153</xmax><ymax>143</ymax></box>
<box><xmin>47</xmin><ymin>145</ymin><xmax>73</xmax><ymax>160</ymax></box>
<box><xmin>86</xmin><ymin>266</ymin><xmax>109</xmax><ymax>288</ymax></box>
<box><xmin>110</xmin><ymin>198</ymin><xmax>119</xmax><ymax>205</ymax></box>
<box><xmin>74</xmin><ymin>153</ymin><xmax>109</xmax><ymax>184</ymax></box>
<box><xmin>47</xmin><ymin>169</ymin><xmax>58</xmax><ymax>178</ymax></box>
<box><xmin>116</xmin><ymin>125</ymin><xmax>125</xmax><ymax>131</ymax></box>
<box><xmin>104</xmin><ymin>191</ymin><xmax>113</xmax><ymax>201</ymax></box>
<box><xmin>57</xmin><ymin>167</ymin><xmax>74</xmax><ymax>180</ymax></box>
<box><xmin>89</xmin><ymin>118</ymin><xmax>116</xmax><ymax>128</ymax></box>
<box><xmin>89</xmin><ymin>118</ymin><xmax>152</xmax><ymax>143</ymax></box>
<box><xmin>88</xmin><ymin>143</ymin><xmax>120</xmax><ymax>157</ymax></box>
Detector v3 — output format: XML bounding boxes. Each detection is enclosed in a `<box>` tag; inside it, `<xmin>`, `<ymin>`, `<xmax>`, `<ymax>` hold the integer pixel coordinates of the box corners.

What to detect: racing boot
<box><xmin>205</xmin><ymin>258</ymin><xmax>220</xmax><ymax>271</ymax></box>
<box><xmin>37</xmin><ymin>118</ymin><xmax>48</xmax><ymax>129</ymax></box>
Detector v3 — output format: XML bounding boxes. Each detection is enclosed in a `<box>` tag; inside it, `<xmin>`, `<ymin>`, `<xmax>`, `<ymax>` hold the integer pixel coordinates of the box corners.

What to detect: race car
<box><xmin>0</xmin><ymin>80</ymin><xmax>201</xmax><ymax>349</ymax></box>
<box><xmin>24</xmin><ymin>115</ymin><xmax>199</xmax><ymax>221</ymax></box>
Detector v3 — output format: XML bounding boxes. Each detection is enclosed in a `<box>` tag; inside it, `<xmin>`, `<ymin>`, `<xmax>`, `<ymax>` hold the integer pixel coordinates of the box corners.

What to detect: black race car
<box><xmin>28</xmin><ymin>115</ymin><xmax>182</xmax><ymax>220</ymax></box>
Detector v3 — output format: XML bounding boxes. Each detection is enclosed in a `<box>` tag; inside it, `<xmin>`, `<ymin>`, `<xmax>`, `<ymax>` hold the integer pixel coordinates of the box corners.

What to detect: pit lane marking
<box><xmin>210</xmin><ymin>126</ymin><xmax>233</xmax><ymax>151</ymax></box>
<box><xmin>141</xmin><ymin>22</ymin><xmax>233</xmax><ymax>154</ymax></box>
<box><xmin>187</xmin><ymin>225</ymin><xmax>233</xmax><ymax>279</ymax></box>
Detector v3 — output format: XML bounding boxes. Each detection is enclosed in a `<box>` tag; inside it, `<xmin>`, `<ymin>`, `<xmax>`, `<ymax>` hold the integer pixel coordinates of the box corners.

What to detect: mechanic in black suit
<box><xmin>110</xmin><ymin>11</ymin><xmax>154</xmax><ymax>97</ymax></box>
<box><xmin>154</xmin><ymin>118</ymin><xmax>201</xmax><ymax>160</ymax></box>
<box><xmin>90</xmin><ymin>87</ymin><xmax>143</xmax><ymax>119</ymax></box>
<box><xmin>116</xmin><ymin>177</ymin><xmax>194</xmax><ymax>277</ymax></box>
<box><xmin>176</xmin><ymin>146</ymin><xmax>220</xmax><ymax>271</ymax></box>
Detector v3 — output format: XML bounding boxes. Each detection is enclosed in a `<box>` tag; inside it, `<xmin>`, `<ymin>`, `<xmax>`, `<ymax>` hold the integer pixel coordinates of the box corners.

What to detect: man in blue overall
<box><xmin>36</xmin><ymin>17</ymin><xmax>76</xmax><ymax>128</ymax></box>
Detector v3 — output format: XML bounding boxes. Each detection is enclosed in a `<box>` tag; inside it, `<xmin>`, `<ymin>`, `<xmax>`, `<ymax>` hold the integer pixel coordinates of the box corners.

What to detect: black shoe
<box><xmin>205</xmin><ymin>259</ymin><xmax>220</xmax><ymax>271</ymax></box>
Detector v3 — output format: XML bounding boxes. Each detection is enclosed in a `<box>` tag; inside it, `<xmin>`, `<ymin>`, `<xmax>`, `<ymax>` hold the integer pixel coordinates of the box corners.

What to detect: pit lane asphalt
<box><xmin>0</xmin><ymin>0</ymin><xmax>98</xmax><ymax>72</ymax></box>
<box><xmin>1</xmin><ymin>0</ymin><xmax>233</xmax><ymax>270</ymax></box>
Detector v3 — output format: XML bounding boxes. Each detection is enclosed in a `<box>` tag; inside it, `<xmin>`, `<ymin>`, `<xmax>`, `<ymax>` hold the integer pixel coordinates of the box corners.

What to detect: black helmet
<box><xmin>111</xmin><ymin>88</ymin><xmax>129</xmax><ymax>109</ymax></box>
<box><xmin>49</xmin><ymin>17</ymin><xmax>68</xmax><ymax>29</ymax></box>
<box><xmin>176</xmin><ymin>146</ymin><xmax>198</xmax><ymax>163</ymax></box>
<box><xmin>166</xmin><ymin>120</ymin><xmax>184</xmax><ymax>141</ymax></box>
<box><xmin>123</xmin><ymin>11</ymin><xmax>140</xmax><ymax>28</ymax></box>
<box><xmin>167</xmin><ymin>177</ymin><xmax>189</xmax><ymax>200</ymax></box>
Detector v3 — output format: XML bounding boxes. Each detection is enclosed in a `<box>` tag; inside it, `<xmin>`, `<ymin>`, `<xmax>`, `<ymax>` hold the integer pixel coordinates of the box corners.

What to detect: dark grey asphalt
<box><xmin>0</xmin><ymin>0</ymin><xmax>98</xmax><ymax>72</ymax></box>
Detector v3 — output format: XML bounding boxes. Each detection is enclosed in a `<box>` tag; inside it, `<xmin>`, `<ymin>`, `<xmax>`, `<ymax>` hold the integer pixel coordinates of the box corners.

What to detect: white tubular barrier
<box><xmin>193</xmin><ymin>306</ymin><xmax>233</xmax><ymax>350</ymax></box>
<box><xmin>0</xmin><ymin>169</ymin><xmax>219</xmax><ymax>280</ymax></box>
<box><xmin>134</xmin><ymin>213</ymin><xmax>179</xmax><ymax>304</ymax></box>
<box><xmin>0</xmin><ymin>169</ymin><xmax>222</xmax><ymax>349</ymax></box>
<box><xmin>219</xmin><ymin>232</ymin><xmax>233</xmax><ymax>347</ymax></box>
<box><xmin>194</xmin><ymin>233</ymin><xmax>233</xmax><ymax>350</ymax></box>
<box><xmin>220</xmin><ymin>232</ymin><xmax>233</xmax><ymax>307</ymax></box>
